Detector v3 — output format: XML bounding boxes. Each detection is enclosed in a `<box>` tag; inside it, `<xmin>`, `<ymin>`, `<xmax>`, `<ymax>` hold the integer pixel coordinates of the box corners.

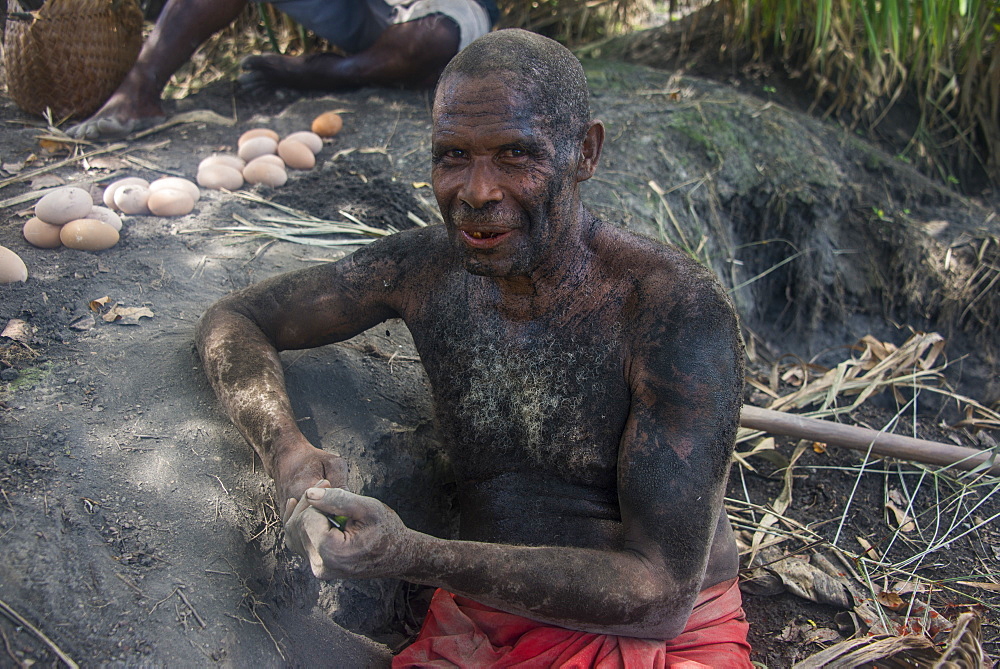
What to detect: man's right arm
<box><xmin>195</xmin><ymin>247</ymin><xmax>405</xmax><ymax>512</ymax></box>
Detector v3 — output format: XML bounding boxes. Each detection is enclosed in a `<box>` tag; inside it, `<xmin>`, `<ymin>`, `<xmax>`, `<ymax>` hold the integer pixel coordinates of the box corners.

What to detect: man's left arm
<box><xmin>286</xmin><ymin>284</ymin><xmax>744</xmax><ymax>640</ymax></box>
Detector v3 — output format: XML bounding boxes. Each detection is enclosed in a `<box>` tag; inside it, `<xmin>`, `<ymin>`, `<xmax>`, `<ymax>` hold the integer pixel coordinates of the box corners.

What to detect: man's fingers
<box><xmin>304</xmin><ymin>486</ymin><xmax>367</xmax><ymax>518</ymax></box>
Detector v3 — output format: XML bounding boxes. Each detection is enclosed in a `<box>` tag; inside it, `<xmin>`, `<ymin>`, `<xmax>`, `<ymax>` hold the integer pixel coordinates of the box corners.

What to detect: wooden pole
<box><xmin>740</xmin><ymin>405</ymin><xmax>1000</xmax><ymax>476</ymax></box>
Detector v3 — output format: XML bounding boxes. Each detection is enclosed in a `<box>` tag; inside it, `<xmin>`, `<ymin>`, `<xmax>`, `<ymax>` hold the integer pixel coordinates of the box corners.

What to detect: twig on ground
<box><xmin>0</xmin><ymin>597</ymin><xmax>79</xmax><ymax>669</ymax></box>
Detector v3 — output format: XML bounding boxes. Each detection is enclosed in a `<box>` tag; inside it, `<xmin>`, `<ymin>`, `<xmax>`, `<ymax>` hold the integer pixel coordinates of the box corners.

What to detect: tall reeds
<box><xmin>723</xmin><ymin>0</ymin><xmax>1000</xmax><ymax>187</ymax></box>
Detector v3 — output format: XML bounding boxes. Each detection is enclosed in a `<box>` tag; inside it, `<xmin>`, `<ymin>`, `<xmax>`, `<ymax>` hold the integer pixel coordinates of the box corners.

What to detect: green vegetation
<box><xmin>722</xmin><ymin>0</ymin><xmax>1000</xmax><ymax>186</ymax></box>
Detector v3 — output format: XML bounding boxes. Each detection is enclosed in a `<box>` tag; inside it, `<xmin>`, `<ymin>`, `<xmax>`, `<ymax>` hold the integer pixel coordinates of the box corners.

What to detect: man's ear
<box><xmin>575</xmin><ymin>120</ymin><xmax>605</xmax><ymax>183</ymax></box>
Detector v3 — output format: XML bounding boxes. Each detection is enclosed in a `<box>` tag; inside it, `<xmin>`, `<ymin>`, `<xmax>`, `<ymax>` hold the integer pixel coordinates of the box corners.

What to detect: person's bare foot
<box><xmin>68</xmin><ymin>91</ymin><xmax>165</xmax><ymax>140</ymax></box>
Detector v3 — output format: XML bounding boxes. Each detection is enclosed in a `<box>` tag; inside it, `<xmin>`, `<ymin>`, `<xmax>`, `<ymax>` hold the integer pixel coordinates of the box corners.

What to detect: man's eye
<box><xmin>502</xmin><ymin>148</ymin><xmax>527</xmax><ymax>159</ymax></box>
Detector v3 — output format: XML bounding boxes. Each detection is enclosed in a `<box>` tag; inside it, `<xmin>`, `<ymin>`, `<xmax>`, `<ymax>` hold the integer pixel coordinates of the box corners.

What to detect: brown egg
<box><xmin>197</xmin><ymin>164</ymin><xmax>244</xmax><ymax>190</ymax></box>
<box><xmin>87</xmin><ymin>206</ymin><xmax>123</xmax><ymax>232</ymax></box>
<box><xmin>103</xmin><ymin>177</ymin><xmax>149</xmax><ymax>210</ymax></box>
<box><xmin>284</xmin><ymin>131</ymin><xmax>323</xmax><ymax>154</ymax></box>
<box><xmin>23</xmin><ymin>217</ymin><xmax>63</xmax><ymax>248</ymax></box>
<box><xmin>238</xmin><ymin>136</ymin><xmax>278</xmax><ymax>162</ymax></box>
<box><xmin>199</xmin><ymin>154</ymin><xmax>245</xmax><ymax>172</ymax></box>
<box><xmin>150</xmin><ymin>177</ymin><xmax>200</xmax><ymax>203</ymax></box>
<box><xmin>35</xmin><ymin>186</ymin><xmax>94</xmax><ymax>225</ymax></box>
<box><xmin>311</xmin><ymin>112</ymin><xmax>343</xmax><ymax>137</ymax></box>
<box><xmin>0</xmin><ymin>245</ymin><xmax>28</xmax><ymax>283</ymax></box>
<box><xmin>238</xmin><ymin>128</ymin><xmax>280</xmax><ymax>147</ymax></box>
<box><xmin>148</xmin><ymin>188</ymin><xmax>195</xmax><ymax>217</ymax></box>
<box><xmin>243</xmin><ymin>158</ymin><xmax>287</xmax><ymax>187</ymax></box>
<box><xmin>60</xmin><ymin>219</ymin><xmax>120</xmax><ymax>251</ymax></box>
<box><xmin>277</xmin><ymin>139</ymin><xmax>315</xmax><ymax>169</ymax></box>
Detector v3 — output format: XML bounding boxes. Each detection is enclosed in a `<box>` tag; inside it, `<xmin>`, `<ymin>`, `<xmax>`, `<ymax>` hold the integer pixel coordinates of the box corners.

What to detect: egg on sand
<box><xmin>150</xmin><ymin>177</ymin><xmax>200</xmax><ymax>204</ymax></box>
<box><xmin>23</xmin><ymin>217</ymin><xmax>64</xmax><ymax>248</ymax></box>
<box><xmin>197</xmin><ymin>164</ymin><xmax>244</xmax><ymax>190</ymax></box>
<box><xmin>311</xmin><ymin>112</ymin><xmax>343</xmax><ymax>138</ymax></box>
<box><xmin>60</xmin><ymin>219</ymin><xmax>120</xmax><ymax>251</ymax></box>
<box><xmin>238</xmin><ymin>128</ymin><xmax>280</xmax><ymax>147</ymax></box>
<box><xmin>238</xmin><ymin>136</ymin><xmax>279</xmax><ymax>162</ymax></box>
<box><xmin>35</xmin><ymin>186</ymin><xmax>94</xmax><ymax>225</ymax></box>
<box><xmin>0</xmin><ymin>245</ymin><xmax>29</xmax><ymax>283</ymax></box>
<box><xmin>103</xmin><ymin>177</ymin><xmax>149</xmax><ymax>210</ymax></box>
<box><xmin>113</xmin><ymin>185</ymin><xmax>151</xmax><ymax>215</ymax></box>
<box><xmin>199</xmin><ymin>154</ymin><xmax>245</xmax><ymax>172</ymax></box>
<box><xmin>243</xmin><ymin>157</ymin><xmax>287</xmax><ymax>187</ymax></box>
<box><xmin>283</xmin><ymin>131</ymin><xmax>323</xmax><ymax>154</ymax></box>
<box><xmin>277</xmin><ymin>139</ymin><xmax>315</xmax><ymax>169</ymax></box>
<box><xmin>148</xmin><ymin>188</ymin><xmax>195</xmax><ymax>217</ymax></box>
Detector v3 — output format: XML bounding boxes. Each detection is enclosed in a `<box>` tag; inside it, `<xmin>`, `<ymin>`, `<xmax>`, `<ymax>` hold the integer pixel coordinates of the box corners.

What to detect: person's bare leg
<box><xmin>239</xmin><ymin>15</ymin><xmax>460</xmax><ymax>91</ymax></box>
<box><xmin>69</xmin><ymin>0</ymin><xmax>248</xmax><ymax>139</ymax></box>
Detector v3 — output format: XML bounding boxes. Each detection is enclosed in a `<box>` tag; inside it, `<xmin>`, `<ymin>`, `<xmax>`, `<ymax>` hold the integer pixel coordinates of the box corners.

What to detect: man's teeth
<box><xmin>470</xmin><ymin>231</ymin><xmax>498</xmax><ymax>239</ymax></box>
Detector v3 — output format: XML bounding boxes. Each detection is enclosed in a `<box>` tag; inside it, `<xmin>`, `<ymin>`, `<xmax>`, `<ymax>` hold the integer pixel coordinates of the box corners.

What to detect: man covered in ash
<box><xmin>196</xmin><ymin>29</ymin><xmax>752</xmax><ymax>667</ymax></box>
<box><xmin>69</xmin><ymin>0</ymin><xmax>497</xmax><ymax>139</ymax></box>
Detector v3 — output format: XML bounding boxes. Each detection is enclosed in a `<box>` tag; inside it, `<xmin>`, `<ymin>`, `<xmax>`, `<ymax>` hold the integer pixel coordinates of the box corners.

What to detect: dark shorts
<box><xmin>263</xmin><ymin>0</ymin><xmax>495</xmax><ymax>54</ymax></box>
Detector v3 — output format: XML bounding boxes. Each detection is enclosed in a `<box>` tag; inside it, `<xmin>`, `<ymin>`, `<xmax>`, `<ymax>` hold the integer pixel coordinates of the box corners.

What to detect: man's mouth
<box><xmin>461</xmin><ymin>229</ymin><xmax>513</xmax><ymax>249</ymax></box>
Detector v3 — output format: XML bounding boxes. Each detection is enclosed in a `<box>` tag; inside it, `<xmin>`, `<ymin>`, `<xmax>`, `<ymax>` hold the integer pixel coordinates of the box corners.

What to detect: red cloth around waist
<box><xmin>393</xmin><ymin>578</ymin><xmax>752</xmax><ymax>668</ymax></box>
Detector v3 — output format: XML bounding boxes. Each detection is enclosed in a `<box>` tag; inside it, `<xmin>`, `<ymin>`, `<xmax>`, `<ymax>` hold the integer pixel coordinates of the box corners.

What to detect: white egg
<box><xmin>114</xmin><ymin>185</ymin><xmax>151</xmax><ymax>215</ymax></box>
<box><xmin>87</xmin><ymin>206</ymin><xmax>123</xmax><ymax>231</ymax></box>
<box><xmin>238</xmin><ymin>136</ymin><xmax>278</xmax><ymax>162</ymax></box>
<box><xmin>199</xmin><ymin>154</ymin><xmax>245</xmax><ymax>172</ymax></box>
<box><xmin>0</xmin><ymin>245</ymin><xmax>28</xmax><ymax>282</ymax></box>
<box><xmin>197</xmin><ymin>164</ymin><xmax>244</xmax><ymax>190</ymax></box>
<box><xmin>238</xmin><ymin>128</ymin><xmax>280</xmax><ymax>147</ymax></box>
<box><xmin>103</xmin><ymin>177</ymin><xmax>150</xmax><ymax>210</ymax></box>
<box><xmin>283</xmin><ymin>131</ymin><xmax>323</xmax><ymax>154</ymax></box>
<box><xmin>150</xmin><ymin>177</ymin><xmax>200</xmax><ymax>203</ymax></box>
<box><xmin>35</xmin><ymin>186</ymin><xmax>94</xmax><ymax>225</ymax></box>
<box><xmin>243</xmin><ymin>158</ymin><xmax>287</xmax><ymax>187</ymax></box>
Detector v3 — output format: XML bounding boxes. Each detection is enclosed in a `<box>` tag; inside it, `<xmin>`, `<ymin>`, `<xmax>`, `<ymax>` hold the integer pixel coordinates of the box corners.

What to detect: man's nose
<box><xmin>459</xmin><ymin>159</ymin><xmax>503</xmax><ymax>209</ymax></box>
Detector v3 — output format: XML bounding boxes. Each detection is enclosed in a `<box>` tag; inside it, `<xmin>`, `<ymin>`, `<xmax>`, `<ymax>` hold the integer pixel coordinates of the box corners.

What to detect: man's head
<box><xmin>431</xmin><ymin>30</ymin><xmax>604</xmax><ymax>282</ymax></box>
<box><xmin>438</xmin><ymin>29</ymin><xmax>591</xmax><ymax>155</ymax></box>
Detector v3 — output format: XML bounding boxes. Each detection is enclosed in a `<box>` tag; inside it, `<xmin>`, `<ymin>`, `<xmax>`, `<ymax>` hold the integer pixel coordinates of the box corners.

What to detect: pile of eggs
<box><xmin>23</xmin><ymin>185</ymin><xmax>122</xmax><ymax>252</ymax></box>
<box><xmin>197</xmin><ymin>112</ymin><xmax>341</xmax><ymax>191</ymax></box>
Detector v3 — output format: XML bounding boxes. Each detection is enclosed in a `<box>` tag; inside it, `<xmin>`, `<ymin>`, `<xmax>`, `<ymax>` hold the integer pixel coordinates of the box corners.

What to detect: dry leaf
<box><xmin>856</xmin><ymin>536</ymin><xmax>881</xmax><ymax>560</ymax></box>
<box><xmin>2</xmin><ymin>161</ymin><xmax>25</xmax><ymax>174</ymax></box>
<box><xmin>102</xmin><ymin>306</ymin><xmax>154</xmax><ymax>325</ymax></box>
<box><xmin>876</xmin><ymin>591</ymin><xmax>905</xmax><ymax>610</ymax></box>
<box><xmin>411</xmin><ymin>182</ymin><xmax>431</xmax><ymax>189</ymax></box>
<box><xmin>30</xmin><ymin>174</ymin><xmax>66</xmax><ymax>189</ymax></box>
<box><xmin>811</xmin><ymin>441</ymin><xmax>827</xmax><ymax>454</ymax></box>
<box><xmin>885</xmin><ymin>500</ymin><xmax>916</xmax><ymax>532</ymax></box>
<box><xmin>89</xmin><ymin>296</ymin><xmax>112</xmax><ymax>312</ymax></box>
<box><xmin>1</xmin><ymin>319</ymin><xmax>33</xmax><ymax>342</ymax></box>
<box><xmin>39</xmin><ymin>138</ymin><xmax>71</xmax><ymax>153</ymax></box>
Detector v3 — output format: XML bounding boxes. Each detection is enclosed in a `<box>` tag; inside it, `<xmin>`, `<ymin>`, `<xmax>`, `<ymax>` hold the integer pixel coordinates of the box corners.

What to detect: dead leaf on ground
<box><xmin>30</xmin><ymin>174</ymin><xmax>66</xmax><ymax>189</ymax></box>
<box><xmin>102</xmin><ymin>305</ymin><xmax>154</xmax><ymax>325</ymax></box>
<box><xmin>85</xmin><ymin>156</ymin><xmax>130</xmax><ymax>170</ymax></box>
<box><xmin>1</xmin><ymin>319</ymin><xmax>33</xmax><ymax>343</ymax></box>
<box><xmin>89</xmin><ymin>296</ymin><xmax>112</xmax><ymax>312</ymax></box>
<box><xmin>885</xmin><ymin>499</ymin><xmax>916</xmax><ymax>532</ymax></box>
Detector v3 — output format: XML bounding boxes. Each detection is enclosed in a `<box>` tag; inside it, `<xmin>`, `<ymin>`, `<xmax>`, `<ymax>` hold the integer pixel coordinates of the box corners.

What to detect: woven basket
<box><xmin>3</xmin><ymin>0</ymin><xmax>143</xmax><ymax>119</ymax></box>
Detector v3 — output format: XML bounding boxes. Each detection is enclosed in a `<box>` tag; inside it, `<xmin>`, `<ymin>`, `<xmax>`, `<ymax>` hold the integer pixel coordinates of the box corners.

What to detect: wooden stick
<box><xmin>0</xmin><ymin>597</ymin><xmax>79</xmax><ymax>669</ymax></box>
<box><xmin>740</xmin><ymin>405</ymin><xmax>1000</xmax><ymax>476</ymax></box>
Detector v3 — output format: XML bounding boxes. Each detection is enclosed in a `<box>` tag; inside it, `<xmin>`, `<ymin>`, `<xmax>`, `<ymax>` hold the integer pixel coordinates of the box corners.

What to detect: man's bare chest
<box><xmin>412</xmin><ymin>312</ymin><xmax>631</xmax><ymax>487</ymax></box>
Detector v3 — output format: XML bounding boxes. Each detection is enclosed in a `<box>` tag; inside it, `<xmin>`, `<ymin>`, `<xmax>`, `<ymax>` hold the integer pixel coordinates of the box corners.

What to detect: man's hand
<box><xmin>273</xmin><ymin>444</ymin><xmax>348</xmax><ymax>522</ymax></box>
<box><xmin>283</xmin><ymin>486</ymin><xmax>413</xmax><ymax>580</ymax></box>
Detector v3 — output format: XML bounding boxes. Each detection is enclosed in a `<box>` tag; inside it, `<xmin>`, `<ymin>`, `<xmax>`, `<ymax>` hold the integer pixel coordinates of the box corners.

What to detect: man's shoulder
<box><xmin>350</xmin><ymin>224</ymin><xmax>451</xmax><ymax>271</ymax></box>
<box><xmin>592</xmin><ymin>222</ymin><xmax>728</xmax><ymax>307</ymax></box>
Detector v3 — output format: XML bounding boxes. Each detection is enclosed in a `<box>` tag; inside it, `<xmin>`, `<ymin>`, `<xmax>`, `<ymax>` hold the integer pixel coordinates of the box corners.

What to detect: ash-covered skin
<box><xmin>197</xmin><ymin>29</ymin><xmax>744</xmax><ymax>640</ymax></box>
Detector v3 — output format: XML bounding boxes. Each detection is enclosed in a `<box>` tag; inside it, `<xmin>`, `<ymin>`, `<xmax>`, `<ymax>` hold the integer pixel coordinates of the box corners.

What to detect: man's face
<box><xmin>431</xmin><ymin>74</ymin><xmax>581</xmax><ymax>279</ymax></box>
